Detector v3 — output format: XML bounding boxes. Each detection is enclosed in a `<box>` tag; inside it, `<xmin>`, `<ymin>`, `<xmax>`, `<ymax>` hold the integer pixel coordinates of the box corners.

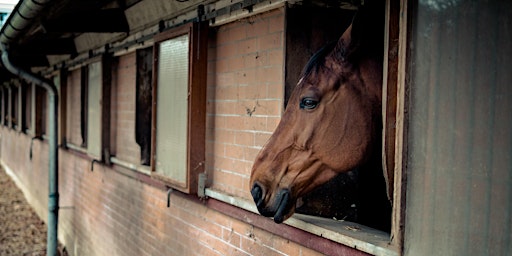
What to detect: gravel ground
<box><xmin>0</xmin><ymin>167</ymin><xmax>65</xmax><ymax>256</ymax></box>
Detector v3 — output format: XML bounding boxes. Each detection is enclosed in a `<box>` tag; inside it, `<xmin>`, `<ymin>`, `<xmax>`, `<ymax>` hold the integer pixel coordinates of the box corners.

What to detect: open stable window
<box><xmin>282</xmin><ymin>4</ymin><xmax>394</xmax><ymax>230</ymax></box>
<box><xmin>246</xmin><ymin>2</ymin><xmax>405</xmax><ymax>255</ymax></box>
<box><xmin>136</xmin><ymin>47</ymin><xmax>153</xmax><ymax>166</ymax></box>
<box><xmin>64</xmin><ymin>58</ymin><xmax>110</xmax><ymax>160</ymax></box>
<box><xmin>1</xmin><ymin>86</ymin><xmax>7</xmax><ymax>126</ymax></box>
<box><xmin>151</xmin><ymin>22</ymin><xmax>207</xmax><ymax>194</ymax></box>
<box><xmin>80</xmin><ymin>66</ymin><xmax>88</xmax><ymax>147</ymax></box>
<box><xmin>22</xmin><ymin>82</ymin><xmax>32</xmax><ymax>133</ymax></box>
<box><xmin>0</xmin><ymin>87</ymin><xmax>3</xmax><ymax>125</ymax></box>
<box><xmin>11</xmin><ymin>84</ymin><xmax>18</xmax><ymax>129</ymax></box>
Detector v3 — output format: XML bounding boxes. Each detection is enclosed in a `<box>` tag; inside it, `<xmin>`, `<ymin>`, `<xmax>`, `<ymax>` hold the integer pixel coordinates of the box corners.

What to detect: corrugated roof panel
<box><xmin>404</xmin><ymin>1</ymin><xmax>512</xmax><ymax>255</ymax></box>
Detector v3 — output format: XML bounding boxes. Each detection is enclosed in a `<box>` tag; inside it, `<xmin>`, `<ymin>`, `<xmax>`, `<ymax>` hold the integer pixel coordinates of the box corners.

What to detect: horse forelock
<box><xmin>301</xmin><ymin>41</ymin><xmax>337</xmax><ymax>79</ymax></box>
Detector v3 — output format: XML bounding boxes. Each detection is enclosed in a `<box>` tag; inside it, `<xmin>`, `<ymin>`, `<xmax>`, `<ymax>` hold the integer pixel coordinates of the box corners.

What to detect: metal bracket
<box><xmin>198</xmin><ymin>172</ymin><xmax>207</xmax><ymax>198</ymax></box>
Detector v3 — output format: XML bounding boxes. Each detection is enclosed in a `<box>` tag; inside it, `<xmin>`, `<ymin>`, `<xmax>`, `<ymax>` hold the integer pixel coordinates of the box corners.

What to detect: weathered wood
<box><xmin>390</xmin><ymin>0</ymin><xmax>409</xmax><ymax>252</ymax></box>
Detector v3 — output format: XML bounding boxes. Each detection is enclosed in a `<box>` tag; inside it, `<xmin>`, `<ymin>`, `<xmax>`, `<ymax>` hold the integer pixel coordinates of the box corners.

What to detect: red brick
<box><xmin>259</xmin><ymin>33</ymin><xmax>283</xmax><ymax>51</ymax></box>
<box><xmin>228</xmin><ymin>25</ymin><xmax>248</xmax><ymax>42</ymax></box>
<box><xmin>267</xmin><ymin>49</ymin><xmax>284</xmax><ymax>66</ymax></box>
<box><xmin>244</xmin><ymin>146</ymin><xmax>261</xmax><ymax>162</ymax></box>
<box><xmin>237</xmin><ymin>38</ymin><xmax>259</xmax><ymax>55</ymax></box>
<box><xmin>234</xmin><ymin>69</ymin><xmax>257</xmax><ymax>87</ymax></box>
<box><xmin>268</xmin><ymin>9</ymin><xmax>285</xmax><ymax>33</ymax></box>
<box><xmin>234</xmin><ymin>131</ymin><xmax>254</xmax><ymax>146</ymax></box>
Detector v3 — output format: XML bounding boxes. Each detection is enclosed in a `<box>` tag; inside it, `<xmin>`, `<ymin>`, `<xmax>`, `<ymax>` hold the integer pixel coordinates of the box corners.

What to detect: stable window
<box><xmin>64</xmin><ymin>68</ymin><xmax>86</xmax><ymax>148</ymax></box>
<box><xmin>65</xmin><ymin>62</ymin><xmax>104</xmax><ymax>158</ymax></box>
<box><xmin>80</xmin><ymin>66</ymin><xmax>88</xmax><ymax>147</ymax></box>
<box><xmin>151</xmin><ymin>22</ymin><xmax>207</xmax><ymax>194</ymax></box>
<box><xmin>0</xmin><ymin>87</ymin><xmax>3</xmax><ymax>125</ymax></box>
<box><xmin>40</xmin><ymin>88</ymin><xmax>47</xmax><ymax>136</ymax></box>
<box><xmin>136</xmin><ymin>47</ymin><xmax>153</xmax><ymax>166</ymax></box>
<box><xmin>11</xmin><ymin>84</ymin><xmax>18</xmax><ymax>129</ymax></box>
<box><xmin>21</xmin><ymin>82</ymin><xmax>32</xmax><ymax>133</ymax></box>
<box><xmin>3</xmin><ymin>86</ymin><xmax>8</xmax><ymax>126</ymax></box>
<box><xmin>283</xmin><ymin>4</ymin><xmax>393</xmax><ymax>229</ymax></box>
<box><xmin>3</xmin><ymin>86</ymin><xmax>9</xmax><ymax>126</ymax></box>
<box><xmin>86</xmin><ymin>61</ymin><xmax>103</xmax><ymax>159</ymax></box>
<box><xmin>274</xmin><ymin>2</ymin><xmax>405</xmax><ymax>254</ymax></box>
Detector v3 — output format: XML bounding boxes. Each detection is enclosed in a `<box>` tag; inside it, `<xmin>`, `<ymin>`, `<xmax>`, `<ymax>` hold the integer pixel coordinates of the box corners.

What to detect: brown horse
<box><xmin>250</xmin><ymin>6</ymin><xmax>391</xmax><ymax>230</ymax></box>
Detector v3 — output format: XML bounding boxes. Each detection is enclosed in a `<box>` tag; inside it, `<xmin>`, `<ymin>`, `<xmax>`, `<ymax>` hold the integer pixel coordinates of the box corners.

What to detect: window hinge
<box><xmin>198</xmin><ymin>172</ymin><xmax>207</xmax><ymax>198</ymax></box>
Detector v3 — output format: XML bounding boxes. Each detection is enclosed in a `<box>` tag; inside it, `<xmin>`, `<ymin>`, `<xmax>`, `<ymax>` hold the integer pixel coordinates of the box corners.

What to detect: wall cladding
<box><xmin>405</xmin><ymin>1</ymin><xmax>512</xmax><ymax>255</ymax></box>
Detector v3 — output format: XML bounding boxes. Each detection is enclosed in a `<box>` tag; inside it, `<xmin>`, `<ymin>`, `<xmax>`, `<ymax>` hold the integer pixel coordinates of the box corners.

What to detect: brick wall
<box><xmin>1</xmin><ymin>132</ymin><xmax>325</xmax><ymax>256</ymax></box>
<box><xmin>0</xmin><ymin>8</ymin><xmax>337</xmax><ymax>256</ymax></box>
<box><xmin>207</xmin><ymin>9</ymin><xmax>284</xmax><ymax>200</ymax></box>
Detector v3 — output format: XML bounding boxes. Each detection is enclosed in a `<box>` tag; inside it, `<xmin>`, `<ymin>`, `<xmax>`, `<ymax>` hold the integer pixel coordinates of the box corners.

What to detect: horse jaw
<box><xmin>250</xmin><ymin>144</ymin><xmax>341</xmax><ymax>223</ymax></box>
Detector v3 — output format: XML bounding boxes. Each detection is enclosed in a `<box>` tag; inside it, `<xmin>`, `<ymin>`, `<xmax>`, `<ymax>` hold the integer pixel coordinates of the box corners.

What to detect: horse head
<box><xmin>250</xmin><ymin>9</ymin><xmax>384</xmax><ymax>223</ymax></box>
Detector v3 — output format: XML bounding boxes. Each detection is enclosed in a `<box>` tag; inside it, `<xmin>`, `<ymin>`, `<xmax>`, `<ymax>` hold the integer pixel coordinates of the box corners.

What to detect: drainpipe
<box><xmin>0</xmin><ymin>44</ymin><xmax>59</xmax><ymax>256</ymax></box>
<box><xmin>1</xmin><ymin>0</ymin><xmax>57</xmax><ymax>255</ymax></box>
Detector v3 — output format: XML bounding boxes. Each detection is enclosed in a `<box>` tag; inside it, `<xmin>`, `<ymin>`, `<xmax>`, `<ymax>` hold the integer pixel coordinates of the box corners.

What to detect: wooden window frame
<box><xmin>62</xmin><ymin>66</ymin><xmax>87</xmax><ymax>151</ymax></box>
<box><xmin>64</xmin><ymin>55</ymin><xmax>112</xmax><ymax>161</ymax></box>
<box><xmin>151</xmin><ymin>22</ymin><xmax>208</xmax><ymax>194</ymax></box>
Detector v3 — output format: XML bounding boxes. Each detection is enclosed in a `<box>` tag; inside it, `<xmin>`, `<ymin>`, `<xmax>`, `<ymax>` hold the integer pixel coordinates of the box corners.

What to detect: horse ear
<box><xmin>332</xmin><ymin>3</ymin><xmax>384</xmax><ymax>62</ymax></box>
<box><xmin>332</xmin><ymin>12</ymin><xmax>362</xmax><ymax>61</ymax></box>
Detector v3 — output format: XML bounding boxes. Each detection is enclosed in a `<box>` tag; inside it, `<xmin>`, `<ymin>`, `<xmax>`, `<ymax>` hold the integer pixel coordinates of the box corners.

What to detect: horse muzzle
<box><xmin>251</xmin><ymin>183</ymin><xmax>294</xmax><ymax>223</ymax></box>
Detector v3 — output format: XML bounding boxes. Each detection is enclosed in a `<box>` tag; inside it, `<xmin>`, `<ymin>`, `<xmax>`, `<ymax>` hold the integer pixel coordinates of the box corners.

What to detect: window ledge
<box><xmin>110</xmin><ymin>156</ymin><xmax>151</xmax><ymax>175</ymax></box>
<box><xmin>64</xmin><ymin>142</ymin><xmax>87</xmax><ymax>154</ymax></box>
<box><xmin>204</xmin><ymin>188</ymin><xmax>398</xmax><ymax>256</ymax></box>
<box><xmin>288</xmin><ymin>215</ymin><xmax>398</xmax><ymax>256</ymax></box>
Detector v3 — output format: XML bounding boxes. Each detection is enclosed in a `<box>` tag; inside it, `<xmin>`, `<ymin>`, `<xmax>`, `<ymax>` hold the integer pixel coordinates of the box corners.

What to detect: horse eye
<box><xmin>300</xmin><ymin>97</ymin><xmax>319</xmax><ymax>110</ymax></box>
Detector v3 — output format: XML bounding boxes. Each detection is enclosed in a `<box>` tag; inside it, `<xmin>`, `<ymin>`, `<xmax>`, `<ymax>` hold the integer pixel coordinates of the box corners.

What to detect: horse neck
<box><xmin>359</xmin><ymin>56</ymin><xmax>383</xmax><ymax>108</ymax></box>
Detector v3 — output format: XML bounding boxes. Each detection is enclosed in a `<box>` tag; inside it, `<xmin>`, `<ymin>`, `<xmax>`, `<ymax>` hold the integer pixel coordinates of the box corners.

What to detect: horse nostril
<box><xmin>251</xmin><ymin>183</ymin><xmax>264</xmax><ymax>207</ymax></box>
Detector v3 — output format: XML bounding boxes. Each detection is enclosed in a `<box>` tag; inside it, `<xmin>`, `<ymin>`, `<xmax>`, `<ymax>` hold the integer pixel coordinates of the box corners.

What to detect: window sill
<box><xmin>204</xmin><ymin>188</ymin><xmax>398</xmax><ymax>256</ymax></box>
<box><xmin>110</xmin><ymin>156</ymin><xmax>151</xmax><ymax>175</ymax></box>
<box><xmin>64</xmin><ymin>142</ymin><xmax>87</xmax><ymax>154</ymax></box>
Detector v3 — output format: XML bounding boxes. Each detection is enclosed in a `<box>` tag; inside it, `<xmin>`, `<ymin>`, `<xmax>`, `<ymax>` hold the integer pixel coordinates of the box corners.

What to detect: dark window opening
<box><xmin>136</xmin><ymin>47</ymin><xmax>153</xmax><ymax>166</ymax></box>
<box><xmin>21</xmin><ymin>82</ymin><xmax>32</xmax><ymax>133</ymax></box>
<box><xmin>34</xmin><ymin>86</ymin><xmax>45</xmax><ymax>137</ymax></box>
<box><xmin>285</xmin><ymin>4</ymin><xmax>391</xmax><ymax>232</ymax></box>
<box><xmin>80</xmin><ymin>66</ymin><xmax>88</xmax><ymax>147</ymax></box>
<box><xmin>3</xmin><ymin>87</ymin><xmax>8</xmax><ymax>126</ymax></box>
<box><xmin>40</xmin><ymin>89</ymin><xmax>47</xmax><ymax>136</ymax></box>
<box><xmin>11</xmin><ymin>85</ymin><xmax>19</xmax><ymax>129</ymax></box>
<box><xmin>0</xmin><ymin>88</ymin><xmax>4</xmax><ymax>126</ymax></box>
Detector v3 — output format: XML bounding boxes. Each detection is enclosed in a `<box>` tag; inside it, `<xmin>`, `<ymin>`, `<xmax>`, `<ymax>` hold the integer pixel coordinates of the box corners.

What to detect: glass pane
<box><xmin>87</xmin><ymin>61</ymin><xmax>102</xmax><ymax>159</ymax></box>
<box><xmin>155</xmin><ymin>34</ymin><xmax>189</xmax><ymax>184</ymax></box>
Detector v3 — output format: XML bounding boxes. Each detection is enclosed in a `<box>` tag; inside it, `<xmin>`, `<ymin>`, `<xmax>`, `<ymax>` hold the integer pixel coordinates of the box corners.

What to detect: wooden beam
<box><xmin>15</xmin><ymin>38</ymin><xmax>77</xmax><ymax>55</ymax></box>
<box><xmin>43</xmin><ymin>9</ymin><xmax>129</xmax><ymax>33</ymax></box>
<box><xmin>10</xmin><ymin>54</ymin><xmax>49</xmax><ymax>67</ymax></box>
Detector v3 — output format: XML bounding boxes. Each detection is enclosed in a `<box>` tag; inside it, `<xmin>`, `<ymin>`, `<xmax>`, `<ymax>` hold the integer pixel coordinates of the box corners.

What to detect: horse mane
<box><xmin>300</xmin><ymin>41</ymin><xmax>337</xmax><ymax>79</ymax></box>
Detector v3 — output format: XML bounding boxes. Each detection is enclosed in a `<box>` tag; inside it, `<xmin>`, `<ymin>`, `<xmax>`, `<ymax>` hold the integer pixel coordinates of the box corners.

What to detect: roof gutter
<box><xmin>0</xmin><ymin>1</ymin><xmax>59</xmax><ymax>256</ymax></box>
<box><xmin>0</xmin><ymin>0</ymin><xmax>52</xmax><ymax>44</ymax></box>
